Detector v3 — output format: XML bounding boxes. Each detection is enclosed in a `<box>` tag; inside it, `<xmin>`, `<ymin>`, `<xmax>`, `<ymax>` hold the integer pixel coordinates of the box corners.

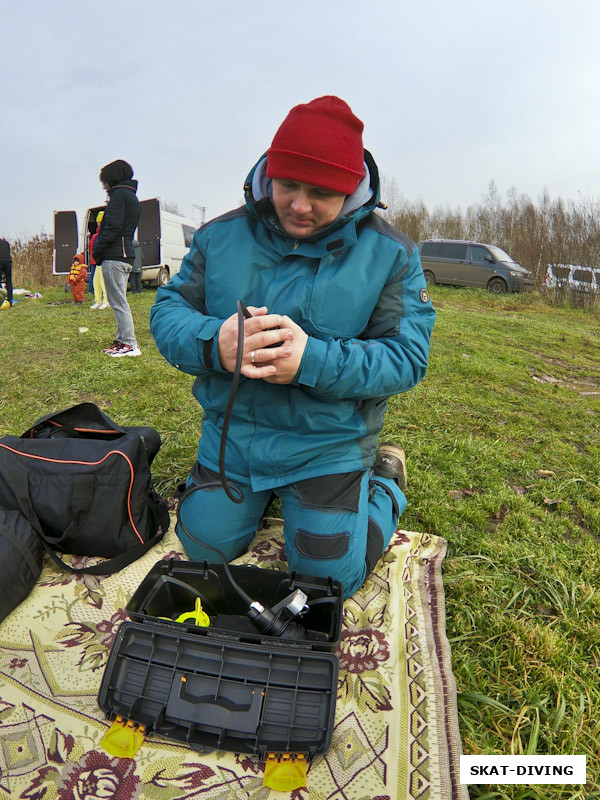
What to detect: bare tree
<box><xmin>382</xmin><ymin>179</ymin><xmax>600</xmax><ymax>286</ymax></box>
<box><xmin>162</xmin><ymin>200</ymin><xmax>182</xmax><ymax>215</ymax></box>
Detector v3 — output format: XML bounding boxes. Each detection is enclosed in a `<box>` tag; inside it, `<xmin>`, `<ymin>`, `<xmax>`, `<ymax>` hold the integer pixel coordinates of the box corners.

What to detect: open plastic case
<box><xmin>98</xmin><ymin>560</ymin><xmax>343</xmax><ymax>790</ymax></box>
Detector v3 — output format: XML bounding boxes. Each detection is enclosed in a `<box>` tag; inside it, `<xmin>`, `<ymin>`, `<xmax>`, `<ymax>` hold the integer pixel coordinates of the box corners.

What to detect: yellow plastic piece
<box><xmin>100</xmin><ymin>715</ymin><xmax>146</xmax><ymax>759</ymax></box>
<box><xmin>175</xmin><ymin>597</ymin><xmax>210</xmax><ymax>627</ymax></box>
<box><xmin>263</xmin><ymin>752</ymin><xmax>307</xmax><ymax>791</ymax></box>
<box><xmin>0</xmin><ymin>300</ymin><xmax>9</xmax><ymax>311</ymax></box>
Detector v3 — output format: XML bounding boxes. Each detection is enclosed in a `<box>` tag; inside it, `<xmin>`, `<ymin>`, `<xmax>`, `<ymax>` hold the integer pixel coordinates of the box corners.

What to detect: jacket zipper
<box><xmin>122</xmin><ymin>237</ymin><xmax>127</xmax><ymax>258</ymax></box>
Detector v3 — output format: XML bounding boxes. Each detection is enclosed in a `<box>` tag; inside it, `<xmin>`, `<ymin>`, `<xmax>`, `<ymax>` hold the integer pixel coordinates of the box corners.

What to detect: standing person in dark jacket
<box><xmin>93</xmin><ymin>160</ymin><xmax>142</xmax><ymax>357</ymax></box>
<box><xmin>0</xmin><ymin>238</ymin><xmax>13</xmax><ymax>307</ymax></box>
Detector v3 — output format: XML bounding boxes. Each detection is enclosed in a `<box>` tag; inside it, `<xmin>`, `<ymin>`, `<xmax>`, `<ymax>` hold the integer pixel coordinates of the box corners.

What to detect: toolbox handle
<box><xmin>174</xmin><ymin>678</ymin><xmax>263</xmax><ymax>733</ymax></box>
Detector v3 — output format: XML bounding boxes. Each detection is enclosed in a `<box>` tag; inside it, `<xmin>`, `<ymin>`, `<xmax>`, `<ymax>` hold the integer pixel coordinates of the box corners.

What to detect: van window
<box><xmin>552</xmin><ymin>266</ymin><xmax>571</xmax><ymax>279</ymax></box>
<box><xmin>421</xmin><ymin>242</ymin><xmax>441</xmax><ymax>257</ymax></box>
<box><xmin>439</xmin><ymin>243</ymin><xmax>468</xmax><ymax>259</ymax></box>
<box><xmin>182</xmin><ymin>225</ymin><xmax>195</xmax><ymax>247</ymax></box>
<box><xmin>572</xmin><ymin>269</ymin><xmax>594</xmax><ymax>284</ymax></box>
<box><xmin>470</xmin><ymin>245</ymin><xmax>491</xmax><ymax>262</ymax></box>
<box><xmin>487</xmin><ymin>245</ymin><xmax>514</xmax><ymax>263</ymax></box>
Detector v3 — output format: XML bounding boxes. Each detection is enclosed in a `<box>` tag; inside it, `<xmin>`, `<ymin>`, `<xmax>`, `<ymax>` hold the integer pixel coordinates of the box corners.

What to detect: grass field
<box><xmin>1</xmin><ymin>284</ymin><xmax>599</xmax><ymax>797</ymax></box>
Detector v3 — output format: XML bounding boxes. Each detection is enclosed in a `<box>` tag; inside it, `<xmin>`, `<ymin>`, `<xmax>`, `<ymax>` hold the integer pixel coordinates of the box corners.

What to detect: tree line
<box><xmin>9</xmin><ymin>181</ymin><xmax>600</xmax><ymax>291</ymax></box>
<box><xmin>11</xmin><ymin>235</ymin><xmax>60</xmax><ymax>287</ymax></box>
<box><xmin>379</xmin><ymin>178</ymin><xmax>600</xmax><ymax>284</ymax></box>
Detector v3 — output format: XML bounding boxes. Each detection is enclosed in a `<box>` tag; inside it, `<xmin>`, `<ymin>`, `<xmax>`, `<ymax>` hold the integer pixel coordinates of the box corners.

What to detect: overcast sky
<box><xmin>1</xmin><ymin>0</ymin><xmax>599</xmax><ymax>241</ymax></box>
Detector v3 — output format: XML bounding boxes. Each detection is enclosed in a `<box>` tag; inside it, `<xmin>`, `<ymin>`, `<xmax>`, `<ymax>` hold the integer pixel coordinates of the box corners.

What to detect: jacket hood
<box><xmin>73</xmin><ymin>252</ymin><xmax>85</xmax><ymax>263</ymax></box>
<box><xmin>100</xmin><ymin>159</ymin><xmax>134</xmax><ymax>187</ymax></box>
<box><xmin>244</xmin><ymin>149</ymin><xmax>382</xmax><ymax>241</ymax></box>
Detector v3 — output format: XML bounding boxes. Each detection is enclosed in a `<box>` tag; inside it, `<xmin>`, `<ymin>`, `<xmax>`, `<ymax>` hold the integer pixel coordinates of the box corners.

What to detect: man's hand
<box><xmin>262</xmin><ymin>315</ymin><xmax>308</xmax><ymax>384</ymax></box>
<box><xmin>217</xmin><ymin>306</ymin><xmax>294</xmax><ymax>379</ymax></box>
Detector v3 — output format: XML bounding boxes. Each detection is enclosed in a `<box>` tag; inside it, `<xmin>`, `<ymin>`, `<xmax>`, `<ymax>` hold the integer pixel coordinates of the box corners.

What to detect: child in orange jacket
<box><xmin>68</xmin><ymin>253</ymin><xmax>87</xmax><ymax>303</ymax></box>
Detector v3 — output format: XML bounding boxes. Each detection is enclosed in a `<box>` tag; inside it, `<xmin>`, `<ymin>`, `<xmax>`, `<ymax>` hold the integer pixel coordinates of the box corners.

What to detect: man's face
<box><xmin>271</xmin><ymin>179</ymin><xmax>346</xmax><ymax>238</ymax></box>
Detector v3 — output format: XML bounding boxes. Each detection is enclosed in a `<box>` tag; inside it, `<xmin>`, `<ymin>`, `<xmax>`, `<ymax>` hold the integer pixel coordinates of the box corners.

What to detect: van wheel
<box><xmin>157</xmin><ymin>267</ymin><xmax>169</xmax><ymax>286</ymax></box>
<box><xmin>488</xmin><ymin>277</ymin><xmax>507</xmax><ymax>294</ymax></box>
<box><xmin>423</xmin><ymin>270</ymin><xmax>436</xmax><ymax>285</ymax></box>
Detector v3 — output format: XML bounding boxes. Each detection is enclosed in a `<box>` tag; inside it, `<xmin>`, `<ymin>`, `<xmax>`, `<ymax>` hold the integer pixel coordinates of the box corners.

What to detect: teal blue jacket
<box><xmin>150</xmin><ymin>152</ymin><xmax>436</xmax><ymax>491</ymax></box>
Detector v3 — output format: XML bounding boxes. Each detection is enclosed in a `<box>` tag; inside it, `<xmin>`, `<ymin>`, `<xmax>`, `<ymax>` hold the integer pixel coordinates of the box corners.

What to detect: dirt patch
<box><xmin>520</xmin><ymin>349</ymin><xmax>600</xmax><ymax>397</ymax></box>
<box><xmin>527</xmin><ymin>353</ymin><xmax>600</xmax><ymax>396</ymax></box>
<box><xmin>529</xmin><ymin>369</ymin><xmax>600</xmax><ymax>396</ymax></box>
<box><xmin>488</xmin><ymin>503</ymin><xmax>509</xmax><ymax>531</ymax></box>
<box><xmin>533</xmin><ymin>353</ymin><xmax>583</xmax><ymax>370</ymax></box>
<box><xmin>570</xmin><ymin>507</ymin><xmax>599</xmax><ymax>542</ymax></box>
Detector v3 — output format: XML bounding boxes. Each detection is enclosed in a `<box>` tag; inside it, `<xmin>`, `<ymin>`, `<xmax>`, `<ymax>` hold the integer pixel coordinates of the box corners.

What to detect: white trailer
<box><xmin>53</xmin><ymin>199</ymin><xmax>196</xmax><ymax>286</ymax></box>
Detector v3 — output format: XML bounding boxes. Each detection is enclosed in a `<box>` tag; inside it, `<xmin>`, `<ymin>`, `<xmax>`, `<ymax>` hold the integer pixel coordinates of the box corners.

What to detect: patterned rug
<box><xmin>0</xmin><ymin>519</ymin><xmax>467</xmax><ymax>800</ymax></box>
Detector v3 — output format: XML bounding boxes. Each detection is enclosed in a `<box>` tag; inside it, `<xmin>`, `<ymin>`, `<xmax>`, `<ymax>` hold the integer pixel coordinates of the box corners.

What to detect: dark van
<box><xmin>418</xmin><ymin>239</ymin><xmax>533</xmax><ymax>293</ymax></box>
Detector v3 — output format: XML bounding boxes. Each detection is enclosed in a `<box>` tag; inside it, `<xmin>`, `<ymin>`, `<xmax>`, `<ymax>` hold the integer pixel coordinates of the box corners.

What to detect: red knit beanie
<box><xmin>266</xmin><ymin>96</ymin><xmax>365</xmax><ymax>195</ymax></box>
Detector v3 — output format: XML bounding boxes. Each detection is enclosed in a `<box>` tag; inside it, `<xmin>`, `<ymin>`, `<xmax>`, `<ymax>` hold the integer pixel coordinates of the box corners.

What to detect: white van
<box><xmin>53</xmin><ymin>199</ymin><xmax>197</xmax><ymax>286</ymax></box>
<box><xmin>543</xmin><ymin>263</ymin><xmax>600</xmax><ymax>295</ymax></box>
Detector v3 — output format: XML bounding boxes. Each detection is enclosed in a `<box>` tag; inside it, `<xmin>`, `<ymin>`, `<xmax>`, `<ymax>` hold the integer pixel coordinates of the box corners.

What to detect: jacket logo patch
<box><xmin>419</xmin><ymin>288</ymin><xmax>430</xmax><ymax>303</ymax></box>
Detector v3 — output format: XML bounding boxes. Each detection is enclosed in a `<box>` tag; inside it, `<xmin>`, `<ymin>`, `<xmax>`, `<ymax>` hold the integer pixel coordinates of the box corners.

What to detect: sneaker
<box><xmin>102</xmin><ymin>340</ymin><xmax>122</xmax><ymax>354</ymax></box>
<box><xmin>98</xmin><ymin>302</ymin><xmax>110</xmax><ymax>309</ymax></box>
<box><xmin>110</xmin><ymin>343</ymin><xmax>142</xmax><ymax>358</ymax></box>
<box><xmin>90</xmin><ymin>302</ymin><xmax>100</xmax><ymax>309</ymax></box>
<box><xmin>373</xmin><ymin>441</ymin><xmax>407</xmax><ymax>490</ymax></box>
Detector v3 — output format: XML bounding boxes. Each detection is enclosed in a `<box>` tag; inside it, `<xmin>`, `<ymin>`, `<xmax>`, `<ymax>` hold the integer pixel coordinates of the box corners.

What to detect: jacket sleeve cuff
<box><xmin>195</xmin><ymin>319</ymin><xmax>227</xmax><ymax>372</ymax></box>
<box><xmin>294</xmin><ymin>336</ymin><xmax>327</xmax><ymax>387</ymax></box>
<box><xmin>210</xmin><ymin>328</ymin><xmax>228</xmax><ymax>373</ymax></box>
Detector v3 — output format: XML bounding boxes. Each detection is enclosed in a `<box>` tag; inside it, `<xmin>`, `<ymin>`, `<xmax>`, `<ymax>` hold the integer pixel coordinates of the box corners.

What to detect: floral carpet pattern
<box><xmin>0</xmin><ymin>519</ymin><xmax>467</xmax><ymax>800</ymax></box>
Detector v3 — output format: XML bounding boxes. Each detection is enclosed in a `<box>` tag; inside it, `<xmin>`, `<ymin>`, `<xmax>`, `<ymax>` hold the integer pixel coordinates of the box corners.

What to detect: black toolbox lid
<box><xmin>98</xmin><ymin>620</ymin><xmax>338</xmax><ymax>761</ymax></box>
<box><xmin>126</xmin><ymin>560</ymin><xmax>343</xmax><ymax>652</ymax></box>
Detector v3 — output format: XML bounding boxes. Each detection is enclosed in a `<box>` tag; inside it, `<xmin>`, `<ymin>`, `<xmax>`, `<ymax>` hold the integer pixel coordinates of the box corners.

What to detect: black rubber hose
<box><xmin>218</xmin><ymin>300</ymin><xmax>251</xmax><ymax>503</ymax></box>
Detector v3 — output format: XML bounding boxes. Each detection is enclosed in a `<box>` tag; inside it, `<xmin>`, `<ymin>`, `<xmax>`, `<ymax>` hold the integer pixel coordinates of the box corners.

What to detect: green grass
<box><xmin>2</xmin><ymin>285</ymin><xmax>599</xmax><ymax>796</ymax></box>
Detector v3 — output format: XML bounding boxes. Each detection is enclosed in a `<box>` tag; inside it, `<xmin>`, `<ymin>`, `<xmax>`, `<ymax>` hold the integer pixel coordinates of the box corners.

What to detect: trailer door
<box><xmin>53</xmin><ymin>211</ymin><xmax>78</xmax><ymax>274</ymax></box>
<box><xmin>138</xmin><ymin>198</ymin><xmax>161</xmax><ymax>266</ymax></box>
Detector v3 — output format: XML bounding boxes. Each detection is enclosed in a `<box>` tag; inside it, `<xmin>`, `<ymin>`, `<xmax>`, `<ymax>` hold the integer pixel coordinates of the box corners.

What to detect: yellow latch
<box><xmin>100</xmin><ymin>715</ymin><xmax>146</xmax><ymax>759</ymax></box>
<box><xmin>175</xmin><ymin>597</ymin><xmax>210</xmax><ymax>627</ymax></box>
<box><xmin>263</xmin><ymin>752</ymin><xmax>307</xmax><ymax>791</ymax></box>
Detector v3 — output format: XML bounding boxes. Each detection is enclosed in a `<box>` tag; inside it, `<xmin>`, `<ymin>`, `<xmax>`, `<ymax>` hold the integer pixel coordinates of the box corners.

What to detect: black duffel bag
<box><xmin>0</xmin><ymin>508</ymin><xmax>43</xmax><ymax>622</ymax></box>
<box><xmin>0</xmin><ymin>403</ymin><xmax>170</xmax><ymax>574</ymax></box>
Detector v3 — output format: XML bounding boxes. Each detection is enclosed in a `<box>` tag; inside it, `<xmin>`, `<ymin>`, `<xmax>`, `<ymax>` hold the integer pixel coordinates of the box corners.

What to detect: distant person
<box><xmin>92</xmin><ymin>159</ymin><xmax>141</xmax><ymax>357</ymax></box>
<box><xmin>0</xmin><ymin>237</ymin><xmax>13</xmax><ymax>307</ymax></box>
<box><xmin>128</xmin><ymin>240</ymin><xmax>143</xmax><ymax>293</ymax></box>
<box><xmin>87</xmin><ymin>213</ymin><xmax>98</xmax><ymax>295</ymax></box>
<box><xmin>67</xmin><ymin>253</ymin><xmax>87</xmax><ymax>304</ymax></box>
<box><xmin>89</xmin><ymin>211</ymin><xmax>110</xmax><ymax>309</ymax></box>
<box><xmin>87</xmin><ymin>249</ymin><xmax>95</xmax><ymax>295</ymax></box>
<box><xmin>150</xmin><ymin>95</ymin><xmax>435</xmax><ymax>598</ymax></box>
